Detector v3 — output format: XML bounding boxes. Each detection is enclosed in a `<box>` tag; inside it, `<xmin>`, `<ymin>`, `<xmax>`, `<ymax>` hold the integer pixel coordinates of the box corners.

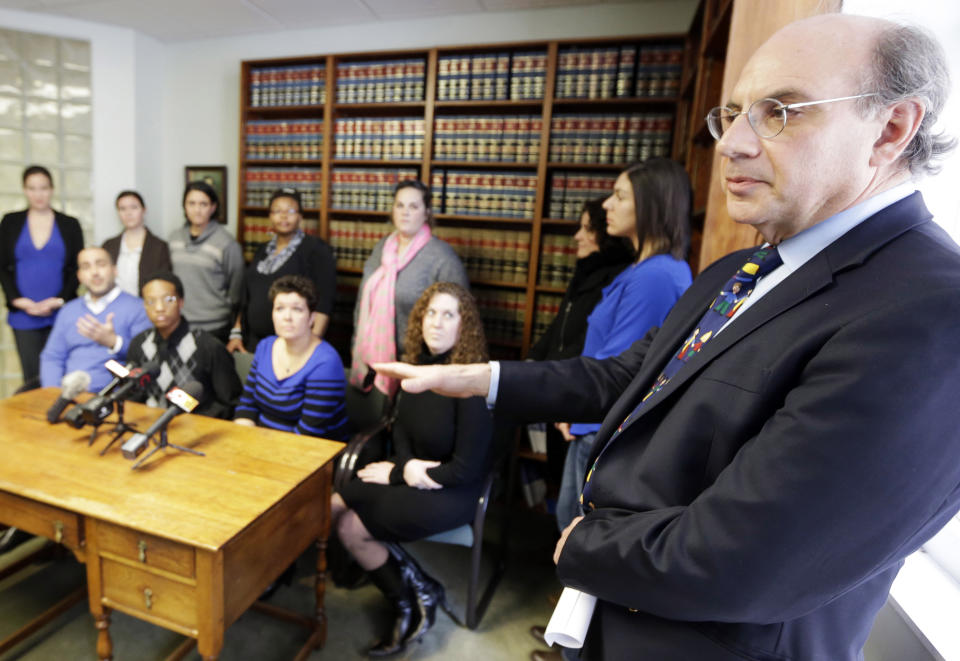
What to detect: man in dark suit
<box><xmin>377</xmin><ymin>14</ymin><xmax>960</xmax><ymax>661</ymax></box>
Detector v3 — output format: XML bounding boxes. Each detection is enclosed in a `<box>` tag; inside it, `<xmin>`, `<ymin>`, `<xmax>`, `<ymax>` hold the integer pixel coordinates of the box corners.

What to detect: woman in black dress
<box><xmin>227</xmin><ymin>187</ymin><xmax>336</xmax><ymax>353</ymax></box>
<box><xmin>333</xmin><ymin>281</ymin><xmax>492</xmax><ymax>656</ymax></box>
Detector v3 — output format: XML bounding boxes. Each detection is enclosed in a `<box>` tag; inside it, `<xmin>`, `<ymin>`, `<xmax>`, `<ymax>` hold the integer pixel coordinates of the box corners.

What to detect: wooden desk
<box><xmin>0</xmin><ymin>388</ymin><xmax>344</xmax><ymax>660</ymax></box>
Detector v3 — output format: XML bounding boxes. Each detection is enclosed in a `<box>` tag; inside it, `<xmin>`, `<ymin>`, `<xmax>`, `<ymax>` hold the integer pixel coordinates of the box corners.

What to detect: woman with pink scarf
<box><xmin>349</xmin><ymin>180</ymin><xmax>468</xmax><ymax>422</ymax></box>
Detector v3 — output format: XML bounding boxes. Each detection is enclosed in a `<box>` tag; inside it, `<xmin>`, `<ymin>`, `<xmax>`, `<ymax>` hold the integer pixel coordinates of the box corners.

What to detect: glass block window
<box><xmin>0</xmin><ymin>27</ymin><xmax>92</xmax><ymax>396</ymax></box>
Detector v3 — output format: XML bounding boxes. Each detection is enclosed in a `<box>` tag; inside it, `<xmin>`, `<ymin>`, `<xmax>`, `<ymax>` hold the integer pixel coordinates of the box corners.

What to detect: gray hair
<box><xmin>860</xmin><ymin>23</ymin><xmax>955</xmax><ymax>177</ymax></box>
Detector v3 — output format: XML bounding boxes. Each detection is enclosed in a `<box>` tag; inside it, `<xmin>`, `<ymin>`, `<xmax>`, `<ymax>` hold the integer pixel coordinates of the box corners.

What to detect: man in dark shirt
<box><xmin>127</xmin><ymin>272</ymin><xmax>241</xmax><ymax>419</ymax></box>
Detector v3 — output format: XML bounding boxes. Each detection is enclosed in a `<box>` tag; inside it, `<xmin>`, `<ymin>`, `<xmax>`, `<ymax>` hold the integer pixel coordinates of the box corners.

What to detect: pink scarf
<box><xmin>350</xmin><ymin>223</ymin><xmax>432</xmax><ymax>397</ymax></box>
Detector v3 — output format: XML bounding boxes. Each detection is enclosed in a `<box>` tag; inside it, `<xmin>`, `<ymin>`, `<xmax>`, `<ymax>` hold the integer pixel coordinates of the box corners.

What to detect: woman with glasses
<box><xmin>169</xmin><ymin>181</ymin><xmax>245</xmax><ymax>344</ymax></box>
<box><xmin>102</xmin><ymin>190</ymin><xmax>172</xmax><ymax>297</ymax></box>
<box><xmin>227</xmin><ymin>188</ymin><xmax>336</xmax><ymax>353</ymax></box>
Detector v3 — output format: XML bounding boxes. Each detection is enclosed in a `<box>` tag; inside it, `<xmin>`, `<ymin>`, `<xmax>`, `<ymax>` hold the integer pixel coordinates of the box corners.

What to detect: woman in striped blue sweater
<box><xmin>233</xmin><ymin>275</ymin><xmax>348</xmax><ymax>440</ymax></box>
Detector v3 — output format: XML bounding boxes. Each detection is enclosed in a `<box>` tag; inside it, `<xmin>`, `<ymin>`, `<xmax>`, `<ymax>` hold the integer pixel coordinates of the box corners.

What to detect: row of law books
<box><xmin>539</xmin><ymin>233</ymin><xmax>578</xmax><ymax>288</ymax></box>
<box><xmin>548</xmin><ymin>171</ymin><xmax>618</xmax><ymax>220</ymax></box>
<box><xmin>434</xmin><ymin>227</ymin><xmax>531</xmax><ymax>284</ymax></box>
<box><xmin>554</xmin><ymin>43</ymin><xmax>682</xmax><ymax>99</ymax></box>
<box><xmin>249</xmin><ymin>64</ymin><xmax>326</xmax><ymax>108</ymax></box>
<box><xmin>532</xmin><ymin>293</ymin><xmax>564</xmax><ymax>345</ymax></box>
<box><xmin>335</xmin><ymin>59</ymin><xmax>426</xmax><ymax>104</ymax></box>
<box><xmin>328</xmin><ymin>220</ymin><xmax>392</xmax><ymax>270</ymax></box>
<box><xmin>549</xmin><ymin>112</ymin><xmax>673</xmax><ymax>164</ymax></box>
<box><xmin>433</xmin><ymin>115</ymin><xmax>542</xmax><ymax>164</ymax></box>
<box><xmin>245</xmin><ymin>119</ymin><xmax>323</xmax><ymax>161</ymax></box>
<box><xmin>330</xmin><ymin>167</ymin><xmax>420</xmax><ymax>211</ymax></box>
<box><xmin>333</xmin><ymin>117</ymin><xmax>425</xmax><ymax>161</ymax></box>
<box><xmin>431</xmin><ymin>169</ymin><xmax>537</xmax><ymax>219</ymax></box>
<box><xmin>475</xmin><ymin>288</ymin><xmax>525</xmax><ymax>344</ymax></box>
<box><xmin>244</xmin><ymin>167</ymin><xmax>323</xmax><ymax>208</ymax></box>
<box><xmin>437</xmin><ymin>51</ymin><xmax>547</xmax><ymax>101</ymax></box>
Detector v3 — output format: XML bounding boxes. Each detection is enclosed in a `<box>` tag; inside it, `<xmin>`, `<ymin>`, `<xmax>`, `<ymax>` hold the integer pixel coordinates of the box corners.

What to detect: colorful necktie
<box><xmin>579</xmin><ymin>246</ymin><xmax>782</xmax><ymax>511</ymax></box>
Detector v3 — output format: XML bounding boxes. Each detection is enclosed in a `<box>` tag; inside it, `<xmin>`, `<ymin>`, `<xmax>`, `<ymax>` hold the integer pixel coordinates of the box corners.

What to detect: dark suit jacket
<box><xmin>498</xmin><ymin>193</ymin><xmax>960</xmax><ymax>661</ymax></box>
<box><xmin>0</xmin><ymin>209</ymin><xmax>84</xmax><ymax>309</ymax></box>
<box><xmin>102</xmin><ymin>229</ymin><xmax>173</xmax><ymax>294</ymax></box>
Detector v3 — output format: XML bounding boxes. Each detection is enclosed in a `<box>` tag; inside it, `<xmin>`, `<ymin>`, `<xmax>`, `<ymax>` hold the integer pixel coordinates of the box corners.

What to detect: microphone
<box><xmin>96</xmin><ymin>359</ymin><xmax>134</xmax><ymax>397</ymax></box>
<box><xmin>65</xmin><ymin>360</ymin><xmax>161</xmax><ymax>430</ymax></box>
<box><xmin>47</xmin><ymin>371</ymin><xmax>92</xmax><ymax>423</ymax></box>
<box><xmin>103</xmin><ymin>359</ymin><xmax>161</xmax><ymax>406</ymax></box>
<box><xmin>122</xmin><ymin>381</ymin><xmax>204</xmax><ymax>460</ymax></box>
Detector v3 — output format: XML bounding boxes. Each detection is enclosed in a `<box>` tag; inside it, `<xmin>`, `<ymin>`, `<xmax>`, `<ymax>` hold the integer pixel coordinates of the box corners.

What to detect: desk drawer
<box><xmin>101</xmin><ymin>559</ymin><xmax>196</xmax><ymax>631</ymax></box>
<box><xmin>0</xmin><ymin>491</ymin><xmax>81</xmax><ymax>549</ymax></box>
<box><xmin>97</xmin><ymin>521</ymin><xmax>195</xmax><ymax>578</ymax></box>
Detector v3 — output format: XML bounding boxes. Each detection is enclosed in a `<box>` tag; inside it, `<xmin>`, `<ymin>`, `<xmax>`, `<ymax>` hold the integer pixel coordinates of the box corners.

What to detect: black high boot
<box><xmin>387</xmin><ymin>543</ymin><xmax>455</xmax><ymax>642</ymax></box>
<box><xmin>366</xmin><ymin>555</ymin><xmax>421</xmax><ymax>657</ymax></box>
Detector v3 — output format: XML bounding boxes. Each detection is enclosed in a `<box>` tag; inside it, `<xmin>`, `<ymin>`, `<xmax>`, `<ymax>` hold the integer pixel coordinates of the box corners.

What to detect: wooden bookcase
<box><xmin>238</xmin><ymin>35</ymin><xmax>688</xmax><ymax>360</ymax></box>
<box><xmin>676</xmin><ymin>0</ymin><xmax>733</xmax><ymax>276</ymax></box>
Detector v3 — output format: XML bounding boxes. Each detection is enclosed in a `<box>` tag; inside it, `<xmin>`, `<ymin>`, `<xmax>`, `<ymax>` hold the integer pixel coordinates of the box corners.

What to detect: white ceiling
<box><xmin>0</xmin><ymin>0</ymin><xmax>655</xmax><ymax>43</ymax></box>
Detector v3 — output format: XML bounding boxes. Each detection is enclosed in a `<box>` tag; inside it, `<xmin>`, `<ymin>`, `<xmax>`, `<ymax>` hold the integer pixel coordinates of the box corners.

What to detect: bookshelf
<box><xmin>238</xmin><ymin>35</ymin><xmax>688</xmax><ymax>360</ymax></box>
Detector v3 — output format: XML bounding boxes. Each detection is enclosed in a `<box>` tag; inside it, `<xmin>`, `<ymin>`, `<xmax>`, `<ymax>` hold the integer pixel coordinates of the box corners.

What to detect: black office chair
<box><xmin>334</xmin><ymin>413</ymin><xmax>511</xmax><ymax>629</ymax></box>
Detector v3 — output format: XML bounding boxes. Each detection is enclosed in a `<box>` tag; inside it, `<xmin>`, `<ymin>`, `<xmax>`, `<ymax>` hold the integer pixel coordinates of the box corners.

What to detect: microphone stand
<box><xmin>99</xmin><ymin>400</ymin><xmax>140</xmax><ymax>456</ymax></box>
<box><xmin>87</xmin><ymin>421</ymin><xmax>104</xmax><ymax>447</ymax></box>
<box><xmin>132</xmin><ymin>426</ymin><xmax>205</xmax><ymax>470</ymax></box>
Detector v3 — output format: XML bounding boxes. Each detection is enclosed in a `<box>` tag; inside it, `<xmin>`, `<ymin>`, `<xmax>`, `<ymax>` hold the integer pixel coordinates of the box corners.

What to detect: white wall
<box><xmin>0</xmin><ymin>8</ymin><xmax>138</xmax><ymax>242</ymax></box>
<box><xmin>157</xmin><ymin>0</ymin><xmax>698</xmax><ymax>236</ymax></box>
<box><xmin>132</xmin><ymin>30</ymin><xmax>165</xmax><ymax>238</ymax></box>
<box><xmin>843</xmin><ymin>1</ymin><xmax>960</xmax><ymax>242</ymax></box>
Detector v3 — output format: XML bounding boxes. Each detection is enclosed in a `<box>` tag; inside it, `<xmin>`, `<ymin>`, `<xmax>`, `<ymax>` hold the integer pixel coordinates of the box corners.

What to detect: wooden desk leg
<box><xmin>315</xmin><ymin>537</ymin><xmax>327</xmax><ymax>648</ymax></box>
<box><xmin>94</xmin><ymin>608</ymin><xmax>112</xmax><ymax>661</ymax></box>
<box><xmin>196</xmin><ymin>549</ymin><xmax>225</xmax><ymax>661</ymax></box>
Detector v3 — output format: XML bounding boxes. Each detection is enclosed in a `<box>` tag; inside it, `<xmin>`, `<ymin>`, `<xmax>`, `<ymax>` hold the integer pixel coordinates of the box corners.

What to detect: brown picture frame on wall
<box><xmin>184</xmin><ymin>165</ymin><xmax>227</xmax><ymax>224</ymax></box>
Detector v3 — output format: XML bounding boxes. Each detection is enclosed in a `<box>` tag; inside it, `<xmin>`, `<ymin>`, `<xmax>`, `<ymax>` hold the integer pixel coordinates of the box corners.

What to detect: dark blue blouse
<box><xmin>9</xmin><ymin>221</ymin><xmax>66</xmax><ymax>330</ymax></box>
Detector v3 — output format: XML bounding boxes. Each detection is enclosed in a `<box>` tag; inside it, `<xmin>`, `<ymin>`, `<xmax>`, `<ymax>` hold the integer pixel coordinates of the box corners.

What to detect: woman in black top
<box><xmin>333</xmin><ymin>282</ymin><xmax>492</xmax><ymax>657</ymax></box>
<box><xmin>0</xmin><ymin>165</ymin><xmax>83</xmax><ymax>386</ymax></box>
<box><xmin>528</xmin><ymin>198</ymin><xmax>632</xmax><ymax>361</ymax></box>
<box><xmin>227</xmin><ymin>187</ymin><xmax>336</xmax><ymax>353</ymax></box>
<box><xmin>102</xmin><ymin>190</ymin><xmax>172</xmax><ymax>296</ymax></box>
<box><xmin>527</xmin><ymin>197</ymin><xmax>631</xmax><ymax>486</ymax></box>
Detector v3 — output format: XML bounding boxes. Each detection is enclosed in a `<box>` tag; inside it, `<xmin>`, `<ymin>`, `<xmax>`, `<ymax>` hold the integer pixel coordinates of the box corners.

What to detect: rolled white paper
<box><xmin>543</xmin><ymin>587</ymin><xmax>597</xmax><ymax>649</ymax></box>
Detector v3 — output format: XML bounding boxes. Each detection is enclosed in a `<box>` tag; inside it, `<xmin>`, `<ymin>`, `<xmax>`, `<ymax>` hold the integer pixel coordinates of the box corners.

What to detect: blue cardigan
<box><xmin>39</xmin><ymin>290</ymin><xmax>152</xmax><ymax>392</ymax></box>
<box><xmin>570</xmin><ymin>254</ymin><xmax>691</xmax><ymax>436</ymax></box>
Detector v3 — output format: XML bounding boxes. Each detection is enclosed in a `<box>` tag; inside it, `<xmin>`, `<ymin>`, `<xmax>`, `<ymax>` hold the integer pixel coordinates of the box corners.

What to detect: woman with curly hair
<box><xmin>332</xmin><ymin>281</ymin><xmax>493</xmax><ymax>656</ymax></box>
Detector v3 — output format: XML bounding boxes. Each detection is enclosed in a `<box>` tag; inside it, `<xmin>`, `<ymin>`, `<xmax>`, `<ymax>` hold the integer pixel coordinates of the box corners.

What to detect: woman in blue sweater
<box><xmin>554</xmin><ymin>158</ymin><xmax>693</xmax><ymax>531</ymax></box>
<box><xmin>234</xmin><ymin>275</ymin><xmax>348</xmax><ymax>441</ymax></box>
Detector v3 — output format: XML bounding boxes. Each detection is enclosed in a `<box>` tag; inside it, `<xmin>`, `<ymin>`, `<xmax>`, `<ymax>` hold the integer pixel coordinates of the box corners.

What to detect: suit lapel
<box><xmin>587</xmin><ymin>192</ymin><xmax>933</xmax><ymax>460</ymax></box>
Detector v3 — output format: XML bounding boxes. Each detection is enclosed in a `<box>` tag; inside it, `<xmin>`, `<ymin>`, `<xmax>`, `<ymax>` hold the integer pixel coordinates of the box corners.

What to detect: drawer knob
<box><xmin>138</xmin><ymin>540</ymin><xmax>147</xmax><ymax>563</ymax></box>
<box><xmin>53</xmin><ymin>521</ymin><xmax>63</xmax><ymax>544</ymax></box>
<box><xmin>144</xmin><ymin>588</ymin><xmax>153</xmax><ymax>610</ymax></box>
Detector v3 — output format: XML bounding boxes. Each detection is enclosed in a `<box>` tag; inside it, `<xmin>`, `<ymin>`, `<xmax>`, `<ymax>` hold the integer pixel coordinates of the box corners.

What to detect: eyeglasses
<box><xmin>144</xmin><ymin>295</ymin><xmax>179</xmax><ymax>307</ymax></box>
<box><xmin>705</xmin><ymin>92</ymin><xmax>879</xmax><ymax>140</ymax></box>
<box><xmin>270</xmin><ymin>208</ymin><xmax>299</xmax><ymax>217</ymax></box>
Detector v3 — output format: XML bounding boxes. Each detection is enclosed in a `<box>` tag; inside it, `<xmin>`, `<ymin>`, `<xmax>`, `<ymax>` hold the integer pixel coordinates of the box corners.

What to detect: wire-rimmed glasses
<box><xmin>705</xmin><ymin>93</ymin><xmax>879</xmax><ymax>140</ymax></box>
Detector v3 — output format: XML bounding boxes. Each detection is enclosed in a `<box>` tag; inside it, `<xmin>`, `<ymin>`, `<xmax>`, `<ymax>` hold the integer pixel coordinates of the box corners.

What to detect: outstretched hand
<box><xmin>372</xmin><ymin>361</ymin><xmax>492</xmax><ymax>399</ymax></box>
<box><xmin>77</xmin><ymin>312</ymin><xmax>118</xmax><ymax>349</ymax></box>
